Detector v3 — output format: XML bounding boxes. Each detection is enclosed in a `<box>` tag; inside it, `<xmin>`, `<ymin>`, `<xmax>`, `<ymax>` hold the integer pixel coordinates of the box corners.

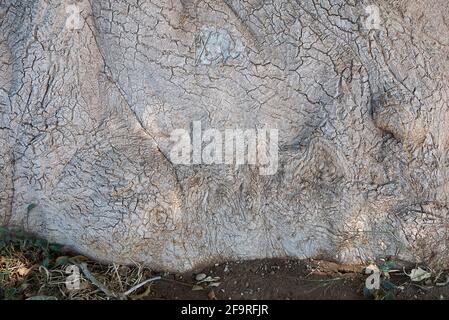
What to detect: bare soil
<box><xmin>147</xmin><ymin>258</ymin><xmax>449</xmax><ymax>300</ymax></box>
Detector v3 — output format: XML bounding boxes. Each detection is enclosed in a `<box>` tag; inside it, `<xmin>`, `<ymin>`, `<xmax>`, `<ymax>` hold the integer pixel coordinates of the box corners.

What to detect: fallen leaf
<box><xmin>17</xmin><ymin>267</ymin><xmax>30</xmax><ymax>276</ymax></box>
<box><xmin>192</xmin><ymin>285</ymin><xmax>204</xmax><ymax>291</ymax></box>
<box><xmin>195</xmin><ymin>273</ymin><xmax>207</xmax><ymax>281</ymax></box>
<box><xmin>199</xmin><ymin>276</ymin><xmax>221</xmax><ymax>283</ymax></box>
<box><xmin>407</xmin><ymin>267</ymin><xmax>431</xmax><ymax>282</ymax></box>
<box><xmin>208</xmin><ymin>290</ymin><xmax>217</xmax><ymax>300</ymax></box>
<box><xmin>209</xmin><ymin>282</ymin><xmax>221</xmax><ymax>287</ymax></box>
<box><xmin>68</xmin><ymin>255</ymin><xmax>89</xmax><ymax>263</ymax></box>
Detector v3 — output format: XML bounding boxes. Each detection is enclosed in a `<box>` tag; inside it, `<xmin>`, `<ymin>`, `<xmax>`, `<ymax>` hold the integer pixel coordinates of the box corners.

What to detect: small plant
<box><xmin>0</xmin><ymin>227</ymin><xmax>60</xmax><ymax>268</ymax></box>
<box><xmin>0</xmin><ymin>226</ymin><xmax>66</xmax><ymax>299</ymax></box>
<box><xmin>1</xmin><ymin>226</ymin><xmax>160</xmax><ymax>300</ymax></box>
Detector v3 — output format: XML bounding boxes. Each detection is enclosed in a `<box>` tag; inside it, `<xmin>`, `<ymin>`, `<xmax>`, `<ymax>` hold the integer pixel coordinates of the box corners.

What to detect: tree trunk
<box><xmin>1</xmin><ymin>0</ymin><xmax>448</xmax><ymax>271</ymax></box>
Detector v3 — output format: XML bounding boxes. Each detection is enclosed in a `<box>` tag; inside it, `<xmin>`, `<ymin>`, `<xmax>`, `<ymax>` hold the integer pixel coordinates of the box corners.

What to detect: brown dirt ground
<box><xmin>147</xmin><ymin>258</ymin><xmax>449</xmax><ymax>300</ymax></box>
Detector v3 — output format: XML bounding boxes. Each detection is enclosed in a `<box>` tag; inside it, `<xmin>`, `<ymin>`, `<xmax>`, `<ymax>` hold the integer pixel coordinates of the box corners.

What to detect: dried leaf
<box><xmin>199</xmin><ymin>276</ymin><xmax>221</xmax><ymax>283</ymax></box>
<box><xmin>208</xmin><ymin>282</ymin><xmax>221</xmax><ymax>287</ymax></box>
<box><xmin>195</xmin><ymin>273</ymin><xmax>207</xmax><ymax>281</ymax></box>
<box><xmin>408</xmin><ymin>267</ymin><xmax>431</xmax><ymax>282</ymax></box>
<box><xmin>17</xmin><ymin>267</ymin><xmax>30</xmax><ymax>276</ymax></box>
<box><xmin>69</xmin><ymin>255</ymin><xmax>89</xmax><ymax>263</ymax></box>
<box><xmin>192</xmin><ymin>285</ymin><xmax>204</xmax><ymax>291</ymax></box>
<box><xmin>208</xmin><ymin>290</ymin><xmax>217</xmax><ymax>300</ymax></box>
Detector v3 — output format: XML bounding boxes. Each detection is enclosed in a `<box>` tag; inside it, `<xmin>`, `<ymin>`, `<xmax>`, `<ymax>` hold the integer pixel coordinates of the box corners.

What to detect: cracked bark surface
<box><xmin>1</xmin><ymin>0</ymin><xmax>449</xmax><ymax>271</ymax></box>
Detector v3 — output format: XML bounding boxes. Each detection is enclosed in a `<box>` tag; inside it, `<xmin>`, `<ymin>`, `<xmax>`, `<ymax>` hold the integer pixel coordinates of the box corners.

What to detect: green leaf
<box><xmin>379</xmin><ymin>261</ymin><xmax>395</xmax><ymax>272</ymax></box>
<box><xmin>54</xmin><ymin>256</ymin><xmax>69</xmax><ymax>267</ymax></box>
<box><xmin>4</xmin><ymin>287</ymin><xmax>20</xmax><ymax>300</ymax></box>
<box><xmin>0</xmin><ymin>226</ymin><xmax>7</xmax><ymax>236</ymax></box>
<box><xmin>49</xmin><ymin>243</ymin><xmax>63</xmax><ymax>252</ymax></box>
<box><xmin>363</xmin><ymin>286</ymin><xmax>374</xmax><ymax>298</ymax></box>
<box><xmin>34</xmin><ymin>238</ymin><xmax>48</xmax><ymax>250</ymax></box>
<box><xmin>42</xmin><ymin>256</ymin><xmax>50</xmax><ymax>268</ymax></box>
<box><xmin>381</xmin><ymin>280</ymin><xmax>396</xmax><ymax>290</ymax></box>
<box><xmin>408</xmin><ymin>267</ymin><xmax>432</xmax><ymax>282</ymax></box>
<box><xmin>13</xmin><ymin>229</ymin><xmax>26</xmax><ymax>239</ymax></box>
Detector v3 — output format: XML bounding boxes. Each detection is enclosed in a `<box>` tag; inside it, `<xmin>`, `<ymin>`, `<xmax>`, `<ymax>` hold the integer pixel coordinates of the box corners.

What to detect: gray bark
<box><xmin>1</xmin><ymin>0</ymin><xmax>449</xmax><ymax>271</ymax></box>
